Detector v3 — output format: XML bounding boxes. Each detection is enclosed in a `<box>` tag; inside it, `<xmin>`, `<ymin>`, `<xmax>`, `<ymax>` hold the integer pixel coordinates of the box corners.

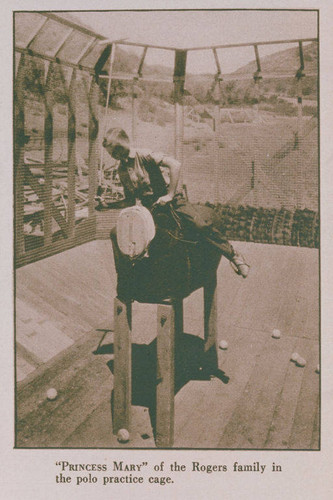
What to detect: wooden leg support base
<box><xmin>112</xmin><ymin>285</ymin><xmax>217</xmax><ymax>448</ymax></box>
<box><xmin>156</xmin><ymin>303</ymin><xmax>175</xmax><ymax>448</ymax></box>
<box><xmin>113</xmin><ymin>297</ymin><xmax>132</xmax><ymax>435</ymax></box>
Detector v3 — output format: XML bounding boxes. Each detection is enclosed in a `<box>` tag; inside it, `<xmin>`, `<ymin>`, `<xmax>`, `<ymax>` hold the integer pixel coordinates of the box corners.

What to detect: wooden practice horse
<box><xmin>110</xmin><ymin>203</ymin><xmax>222</xmax><ymax>447</ymax></box>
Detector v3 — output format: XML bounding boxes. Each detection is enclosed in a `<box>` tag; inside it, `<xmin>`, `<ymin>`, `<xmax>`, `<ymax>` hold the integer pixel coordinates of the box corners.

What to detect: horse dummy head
<box><xmin>116</xmin><ymin>204</ymin><xmax>156</xmax><ymax>260</ymax></box>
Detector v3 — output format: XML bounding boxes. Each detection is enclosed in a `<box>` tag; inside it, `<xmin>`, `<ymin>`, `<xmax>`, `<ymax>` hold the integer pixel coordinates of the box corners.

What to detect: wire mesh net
<box><xmin>14</xmin><ymin>12</ymin><xmax>319</xmax><ymax>256</ymax></box>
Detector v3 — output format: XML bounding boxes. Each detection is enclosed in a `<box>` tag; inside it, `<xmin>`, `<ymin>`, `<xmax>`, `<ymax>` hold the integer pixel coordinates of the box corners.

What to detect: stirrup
<box><xmin>230</xmin><ymin>253</ymin><xmax>250</xmax><ymax>279</ymax></box>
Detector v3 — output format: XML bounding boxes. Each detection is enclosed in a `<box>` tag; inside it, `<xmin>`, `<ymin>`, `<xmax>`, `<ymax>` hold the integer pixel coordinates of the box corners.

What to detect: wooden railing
<box><xmin>14</xmin><ymin>52</ymin><xmax>100</xmax><ymax>267</ymax></box>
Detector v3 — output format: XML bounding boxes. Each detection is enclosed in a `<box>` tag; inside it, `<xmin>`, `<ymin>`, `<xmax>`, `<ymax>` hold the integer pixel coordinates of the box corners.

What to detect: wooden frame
<box><xmin>112</xmin><ymin>284</ymin><xmax>218</xmax><ymax>448</ymax></box>
<box><xmin>14</xmin><ymin>11</ymin><xmax>318</xmax><ymax>267</ymax></box>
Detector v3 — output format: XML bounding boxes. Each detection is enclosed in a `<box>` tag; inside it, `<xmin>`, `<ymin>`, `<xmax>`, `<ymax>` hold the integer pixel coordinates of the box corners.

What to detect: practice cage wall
<box><xmin>14</xmin><ymin>12</ymin><xmax>319</xmax><ymax>268</ymax></box>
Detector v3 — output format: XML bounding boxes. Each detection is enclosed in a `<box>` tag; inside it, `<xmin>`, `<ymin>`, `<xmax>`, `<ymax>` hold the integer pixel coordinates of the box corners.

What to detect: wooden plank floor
<box><xmin>15</xmin><ymin>240</ymin><xmax>319</xmax><ymax>449</ymax></box>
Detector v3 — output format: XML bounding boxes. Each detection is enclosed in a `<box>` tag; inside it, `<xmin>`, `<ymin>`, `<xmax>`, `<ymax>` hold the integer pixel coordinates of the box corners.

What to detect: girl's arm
<box><xmin>156</xmin><ymin>156</ymin><xmax>181</xmax><ymax>204</ymax></box>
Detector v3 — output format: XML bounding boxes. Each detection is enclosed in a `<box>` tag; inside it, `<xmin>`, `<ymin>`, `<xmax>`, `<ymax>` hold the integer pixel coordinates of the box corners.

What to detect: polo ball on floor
<box><xmin>272</xmin><ymin>329</ymin><xmax>281</xmax><ymax>339</ymax></box>
<box><xmin>117</xmin><ymin>429</ymin><xmax>130</xmax><ymax>443</ymax></box>
<box><xmin>296</xmin><ymin>356</ymin><xmax>306</xmax><ymax>367</ymax></box>
<box><xmin>219</xmin><ymin>340</ymin><xmax>228</xmax><ymax>350</ymax></box>
<box><xmin>46</xmin><ymin>388</ymin><xmax>58</xmax><ymax>401</ymax></box>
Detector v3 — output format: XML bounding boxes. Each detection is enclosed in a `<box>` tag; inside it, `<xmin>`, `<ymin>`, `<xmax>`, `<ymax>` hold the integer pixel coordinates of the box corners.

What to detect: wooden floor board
<box><xmin>16</xmin><ymin>318</ymin><xmax>73</xmax><ymax>363</ymax></box>
<box><xmin>237</xmin><ymin>336</ymin><xmax>298</xmax><ymax>449</ymax></box>
<box><xmin>62</xmin><ymin>403</ymin><xmax>155</xmax><ymax>448</ymax></box>
<box><xmin>174</xmin><ymin>325</ymin><xmax>267</xmax><ymax>448</ymax></box>
<box><xmin>264</xmin><ymin>355</ymin><xmax>307</xmax><ymax>449</ymax></box>
<box><xmin>249</xmin><ymin>249</ymin><xmax>302</xmax><ymax>333</ymax></box>
<box><xmin>218</xmin><ymin>335</ymin><xmax>296</xmax><ymax>449</ymax></box>
<box><xmin>288</xmin><ymin>339</ymin><xmax>320</xmax><ymax>449</ymax></box>
<box><xmin>310</xmin><ymin>395</ymin><xmax>320</xmax><ymax>450</ymax></box>
<box><xmin>17</xmin><ymin>284</ymin><xmax>95</xmax><ymax>341</ymax></box>
<box><xmin>15</xmin><ymin>241</ymin><xmax>319</xmax><ymax>449</ymax></box>
<box><xmin>16</xmin><ymin>330</ymin><xmax>113</xmax><ymax>447</ymax></box>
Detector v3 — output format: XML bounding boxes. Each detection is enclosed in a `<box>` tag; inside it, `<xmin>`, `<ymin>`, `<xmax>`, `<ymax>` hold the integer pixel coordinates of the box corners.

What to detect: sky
<box><xmin>70</xmin><ymin>10</ymin><xmax>318</xmax><ymax>73</ymax></box>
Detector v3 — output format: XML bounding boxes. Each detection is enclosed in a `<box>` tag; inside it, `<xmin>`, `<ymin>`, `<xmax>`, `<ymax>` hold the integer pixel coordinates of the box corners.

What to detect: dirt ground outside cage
<box><xmin>22</xmin><ymin>96</ymin><xmax>319</xmax><ymax>217</ymax></box>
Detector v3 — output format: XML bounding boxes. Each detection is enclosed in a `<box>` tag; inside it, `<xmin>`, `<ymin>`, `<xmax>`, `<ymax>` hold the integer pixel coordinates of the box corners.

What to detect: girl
<box><xmin>102</xmin><ymin>127</ymin><xmax>249</xmax><ymax>280</ymax></box>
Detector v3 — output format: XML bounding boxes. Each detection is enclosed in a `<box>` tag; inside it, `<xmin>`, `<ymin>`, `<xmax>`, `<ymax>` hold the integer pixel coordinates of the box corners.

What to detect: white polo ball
<box><xmin>291</xmin><ymin>352</ymin><xmax>299</xmax><ymax>363</ymax></box>
<box><xmin>46</xmin><ymin>388</ymin><xmax>58</xmax><ymax>401</ymax></box>
<box><xmin>272</xmin><ymin>329</ymin><xmax>281</xmax><ymax>339</ymax></box>
<box><xmin>315</xmin><ymin>364</ymin><xmax>320</xmax><ymax>374</ymax></box>
<box><xmin>219</xmin><ymin>340</ymin><xmax>228</xmax><ymax>350</ymax></box>
<box><xmin>117</xmin><ymin>429</ymin><xmax>130</xmax><ymax>443</ymax></box>
<box><xmin>296</xmin><ymin>356</ymin><xmax>306</xmax><ymax>367</ymax></box>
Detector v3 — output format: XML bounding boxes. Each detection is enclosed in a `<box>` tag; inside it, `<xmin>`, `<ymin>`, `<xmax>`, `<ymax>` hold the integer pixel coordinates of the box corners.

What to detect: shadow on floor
<box><xmin>93</xmin><ymin>331</ymin><xmax>229</xmax><ymax>440</ymax></box>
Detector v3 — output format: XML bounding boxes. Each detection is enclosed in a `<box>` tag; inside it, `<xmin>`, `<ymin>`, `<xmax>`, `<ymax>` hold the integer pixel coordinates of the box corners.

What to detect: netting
<box><xmin>14</xmin><ymin>12</ymin><xmax>319</xmax><ymax>263</ymax></box>
<box><xmin>98</xmin><ymin>74</ymin><xmax>318</xmax><ymax>212</ymax></box>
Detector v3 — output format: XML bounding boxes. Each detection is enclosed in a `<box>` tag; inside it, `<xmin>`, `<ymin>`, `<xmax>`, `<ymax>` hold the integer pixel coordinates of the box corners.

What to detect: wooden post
<box><xmin>173</xmin><ymin>50</ymin><xmax>187</xmax><ymax>190</ymax></box>
<box><xmin>296</xmin><ymin>84</ymin><xmax>303</xmax><ymax>209</ymax></box>
<box><xmin>213</xmin><ymin>103</ymin><xmax>220</xmax><ymax>203</ymax></box>
<box><xmin>67</xmin><ymin>68</ymin><xmax>76</xmax><ymax>238</ymax></box>
<box><xmin>174</xmin><ymin>103</ymin><xmax>184</xmax><ymax>186</ymax></box>
<box><xmin>156</xmin><ymin>302</ymin><xmax>175</xmax><ymax>448</ymax></box>
<box><xmin>296</xmin><ymin>42</ymin><xmax>305</xmax><ymax>209</ymax></box>
<box><xmin>113</xmin><ymin>297</ymin><xmax>132</xmax><ymax>434</ymax></box>
<box><xmin>131</xmin><ymin>79</ymin><xmax>138</xmax><ymax>147</ymax></box>
<box><xmin>98</xmin><ymin>44</ymin><xmax>116</xmax><ymax>187</ymax></box>
<box><xmin>43</xmin><ymin>62</ymin><xmax>54</xmax><ymax>246</ymax></box>
<box><xmin>253</xmin><ymin>45</ymin><xmax>262</xmax><ymax>121</ymax></box>
<box><xmin>14</xmin><ymin>53</ymin><xmax>26</xmax><ymax>257</ymax></box>
<box><xmin>203</xmin><ymin>275</ymin><xmax>218</xmax><ymax>374</ymax></box>
<box><xmin>88</xmin><ymin>77</ymin><xmax>100</xmax><ymax>219</ymax></box>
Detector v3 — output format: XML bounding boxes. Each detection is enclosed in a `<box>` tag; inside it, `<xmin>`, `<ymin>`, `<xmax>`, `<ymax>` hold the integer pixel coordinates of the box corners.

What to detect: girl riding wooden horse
<box><xmin>101</xmin><ymin>128</ymin><xmax>249</xmax><ymax>301</ymax></box>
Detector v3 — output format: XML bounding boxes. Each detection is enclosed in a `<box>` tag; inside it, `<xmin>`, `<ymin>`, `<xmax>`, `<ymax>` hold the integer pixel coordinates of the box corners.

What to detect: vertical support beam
<box><xmin>175</xmin><ymin>104</ymin><xmax>184</xmax><ymax>187</ymax></box>
<box><xmin>43</xmin><ymin>62</ymin><xmax>54</xmax><ymax>246</ymax></box>
<box><xmin>296</xmin><ymin>85</ymin><xmax>303</xmax><ymax>209</ymax></box>
<box><xmin>156</xmin><ymin>302</ymin><xmax>175</xmax><ymax>448</ymax></box>
<box><xmin>253</xmin><ymin>45</ymin><xmax>262</xmax><ymax>119</ymax></box>
<box><xmin>173</xmin><ymin>50</ymin><xmax>187</xmax><ymax>189</ymax></box>
<box><xmin>99</xmin><ymin>44</ymin><xmax>116</xmax><ymax>186</ymax></box>
<box><xmin>113</xmin><ymin>298</ymin><xmax>132</xmax><ymax>434</ymax></box>
<box><xmin>211</xmin><ymin>72</ymin><xmax>223</xmax><ymax>203</ymax></box>
<box><xmin>296</xmin><ymin>41</ymin><xmax>305</xmax><ymax>209</ymax></box>
<box><xmin>213</xmin><ymin>100</ymin><xmax>220</xmax><ymax>203</ymax></box>
<box><xmin>131</xmin><ymin>79</ymin><xmax>138</xmax><ymax>147</ymax></box>
<box><xmin>203</xmin><ymin>275</ymin><xmax>218</xmax><ymax>374</ymax></box>
<box><xmin>67</xmin><ymin>68</ymin><xmax>76</xmax><ymax>237</ymax></box>
<box><xmin>14</xmin><ymin>53</ymin><xmax>27</xmax><ymax>257</ymax></box>
<box><xmin>88</xmin><ymin>76</ymin><xmax>100</xmax><ymax>219</ymax></box>
<box><xmin>213</xmin><ymin>104</ymin><xmax>219</xmax><ymax>203</ymax></box>
<box><xmin>296</xmin><ymin>41</ymin><xmax>305</xmax><ymax>138</ymax></box>
<box><xmin>212</xmin><ymin>48</ymin><xmax>222</xmax><ymax>75</ymax></box>
<box><xmin>137</xmin><ymin>46</ymin><xmax>148</xmax><ymax>77</ymax></box>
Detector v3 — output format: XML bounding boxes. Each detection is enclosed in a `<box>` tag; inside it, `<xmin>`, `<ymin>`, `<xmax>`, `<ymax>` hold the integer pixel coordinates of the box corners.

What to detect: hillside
<box><xmin>233</xmin><ymin>41</ymin><xmax>318</xmax><ymax>76</ymax></box>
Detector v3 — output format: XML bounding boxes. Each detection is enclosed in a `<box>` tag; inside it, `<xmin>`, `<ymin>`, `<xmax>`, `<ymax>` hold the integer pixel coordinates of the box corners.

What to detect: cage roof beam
<box><xmin>15</xmin><ymin>46</ymin><xmax>95</xmax><ymax>74</ymax></box>
<box><xmin>184</xmin><ymin>37</ymin><xmax>317</xmax><ymax>51</ymax></box>
<box><xmin>53</xmin><ymin>28</ymin><xmax>75</xmax><ymax>57</ymax></box>
<box><xmin>137</xmin><ymin>47</ymin><xmax>148</xmax><ymax>77</ymax></box>
<box><xmin>39</xmin><ymin>12</ymin><xmax>106</xmax><ymax>41</ymax></box>
<box><xmin>15</xmin><ymin>13</ymin><xmax>318</xmax><ymax>78</ymax></box>
<box><xmin>26</xmin><ymin>17</ymin><xmax>49</xmax><ymax>48</ymax></box>
<box><xmin>253</xmin><ymin>44</ymin><xmax>263</xmax><ymax>82</ymax></box>
<box><xmin>296</xmin><ymin>41</ymin><xmax>306</xmax><ymax>79</ymax></box>
<box><xmin>76</xmin><ymin>38</ymin><xmax>98</xmax><ymax>66</ymax></box>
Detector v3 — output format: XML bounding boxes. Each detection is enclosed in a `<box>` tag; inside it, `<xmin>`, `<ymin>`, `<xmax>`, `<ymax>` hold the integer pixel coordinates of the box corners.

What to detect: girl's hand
<box><xmin>155</xmin><ymin>194</ymin><xmax>173</xmax><ymax>206</ymax></box>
